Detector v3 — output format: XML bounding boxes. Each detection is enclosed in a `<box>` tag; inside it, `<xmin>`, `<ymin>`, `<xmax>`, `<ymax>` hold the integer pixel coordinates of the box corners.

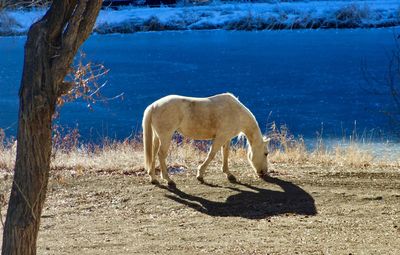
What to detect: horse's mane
<box><xmin>226</xmin><ymin>92</ymin><xmax>259</xmax><ymax>128</ymax></box>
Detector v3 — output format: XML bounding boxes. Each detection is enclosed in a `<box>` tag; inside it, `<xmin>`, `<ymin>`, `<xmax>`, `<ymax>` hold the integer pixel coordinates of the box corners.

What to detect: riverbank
<box><xmin>1</xmin><ymin>1</ymin><xmax>399</xmax><ymax>36</ymax></box>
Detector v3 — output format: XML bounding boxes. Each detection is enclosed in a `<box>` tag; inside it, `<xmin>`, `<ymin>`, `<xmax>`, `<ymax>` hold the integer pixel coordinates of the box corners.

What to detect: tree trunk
<box><xmin>1</xmin><ymin>1</ymin><xmax>101</xmax><ymax>254</ymax></box>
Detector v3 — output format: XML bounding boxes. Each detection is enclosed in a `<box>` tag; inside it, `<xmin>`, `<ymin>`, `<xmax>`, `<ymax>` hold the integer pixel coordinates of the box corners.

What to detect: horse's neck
<box><xmin>241</xmin><ymin>114</ymin><xmax>263</xmax><ymax>149</ymax></box>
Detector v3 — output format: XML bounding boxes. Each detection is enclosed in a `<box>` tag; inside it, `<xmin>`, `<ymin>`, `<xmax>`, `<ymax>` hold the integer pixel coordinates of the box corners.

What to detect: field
<box><xmin>1</xmin><ymin>144</ymin><xmax>400</xmax><ymax>254</ymax></box>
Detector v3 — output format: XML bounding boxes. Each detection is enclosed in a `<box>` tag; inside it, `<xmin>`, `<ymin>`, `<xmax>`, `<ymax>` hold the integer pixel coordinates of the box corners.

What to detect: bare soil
<box><xmin>1</xmin><ymin>164</ymin><xmax>400</xmax><ymax>254</ymax></box>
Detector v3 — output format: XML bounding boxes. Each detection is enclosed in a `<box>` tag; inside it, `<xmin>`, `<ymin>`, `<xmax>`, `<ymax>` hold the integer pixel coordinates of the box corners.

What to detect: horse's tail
<box><xmin>142</xmin><ymin>105</ymin><xmax>153</xmax><ymax>172</ymax></box>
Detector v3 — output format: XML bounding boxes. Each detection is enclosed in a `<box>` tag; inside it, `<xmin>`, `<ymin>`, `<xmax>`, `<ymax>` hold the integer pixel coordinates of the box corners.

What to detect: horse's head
<box><xmin>248</xmin><ymin>137</ymin><xmax>270</xmax><ymax>177</ymax></box>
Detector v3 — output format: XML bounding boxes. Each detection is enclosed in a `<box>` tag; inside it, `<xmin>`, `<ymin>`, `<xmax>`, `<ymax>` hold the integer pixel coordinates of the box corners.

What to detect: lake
<box><xmin>0</xmin><ymin>29</ymin><xmax>398</xmax><ymax>142</ymax></box>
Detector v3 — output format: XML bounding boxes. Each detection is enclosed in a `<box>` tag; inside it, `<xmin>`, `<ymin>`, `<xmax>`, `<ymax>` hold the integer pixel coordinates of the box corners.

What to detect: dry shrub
<box><xmin>272</xmin><ymin>5</ymin><xmax>302</xmax><ymax>22</ymax></box>
<box><xmin>57</xmin><ymin>51</ymin><xmax>112</xmax><ymax>112</ymax></box>
<box><xmin>0</xmin><ymin>128</ymin><xmax>16</xmax><ymax>171</ymax></box>
<box><xmin>142</xmin><ymin>16</ymin><xmax>164</xmax><ymax>31</ymax></box>
<box><xmin>0</xmin><ymin>0</ymin><xmax>50</xmax><ymax>9</ymax></box>
<box><xmin>0</xmin><ymin>145</ymin><xmax>16</xmax><ymax>171</ymax></box>
<box><xmin>331</xmin><ymin>144</ymin><xmax>374</xmax><ymax>168</ymax></box>
<box><xmin>43</xmin><ymin>125</ymin><xmax>400</xmax><ymax>173</ymax></box>
<box><xmin>51</xmin><ymin>136</ymin><xmax>144</xmax><ymax>174</ymax></box>
<box><xmin>168</xmin><ymin>136</ymin><xmax>209</xmax><ymax>165</ymax></box>
<box><xmin>225</xmin><ymin>11</ymin><xmax>260</xmax><ymax>31</ymax></box>
<box><xmin>335</xmin><ymin>4</ymin><xmax>370</xmax><ymax>23</ymax></box>
<box><xmin>1</xmin><ymin>124</ymin><xmax>399</xmax><ymax>176</ymax></box>
<box><xmin>0</xmin><ymin>11</ymin><xmax>18</xmax><ymax>34</ymax></box>
<box><xmin>266</xmin><ymin>123</ymin><xmax>308</xmax><ymax>165</ymax></box>
<box><xmin>265</xmin><ymin>123</ymin><xmax>392</xmax><ymax>169</ymax></box>
<box><xmin>52</xmin><ymin>124</ymin><xmax>80</xmax><ymax>152</ymax></box>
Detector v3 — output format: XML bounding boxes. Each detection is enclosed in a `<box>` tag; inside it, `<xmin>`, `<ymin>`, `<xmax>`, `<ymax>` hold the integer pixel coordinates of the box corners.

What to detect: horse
<box><xmin>142</xmin><ymin>93</ymin><xmax>269</xmax><ymax>186</ymax></box>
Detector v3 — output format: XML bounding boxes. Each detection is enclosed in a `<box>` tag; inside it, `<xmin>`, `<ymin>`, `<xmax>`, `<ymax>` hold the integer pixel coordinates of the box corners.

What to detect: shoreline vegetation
<box><xmin>0</xmin><ymin>1</ymin><xmax>400</xmax><ymax>36</ymax></box>
<box><xmin>1</xmin><ymin>125</ymin><xmax>399</xmax><ymax>176</ymax></box>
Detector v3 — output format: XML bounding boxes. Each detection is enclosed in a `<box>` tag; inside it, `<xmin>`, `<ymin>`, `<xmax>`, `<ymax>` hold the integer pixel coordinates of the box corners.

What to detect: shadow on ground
<box><xmin>162</xmin><ymin>175</ymin><xmax>317</xmax><ymax>219</ymax></box>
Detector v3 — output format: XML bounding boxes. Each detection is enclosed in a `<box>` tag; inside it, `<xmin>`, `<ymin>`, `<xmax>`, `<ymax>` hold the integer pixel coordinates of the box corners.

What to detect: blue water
<box><xmin>0</xmin><ymin>29</ymin><xmax>398</xmax><ymax>141</ymax></box>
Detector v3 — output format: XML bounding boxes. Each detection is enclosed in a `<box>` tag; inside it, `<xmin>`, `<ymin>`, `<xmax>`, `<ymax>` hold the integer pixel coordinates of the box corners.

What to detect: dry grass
<box><xmin>269</xmin><ymin>141</ymin><xmax>375</xmax><ymax>168</ymax></box>
<box><xmin>1</xmin><ymin>125</ymin><xmax>400</xmax><ymax>176</ymax></box>
<box><xmin>0</xmin><ymin>142</ymin><xmax>393</xmax><ymax>175</ymax></box>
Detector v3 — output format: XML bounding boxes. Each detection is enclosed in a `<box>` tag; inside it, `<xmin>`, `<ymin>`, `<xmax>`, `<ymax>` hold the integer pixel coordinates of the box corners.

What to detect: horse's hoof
<box><xmin>167</xmin><ymin>180</ymin><xmax>176</xmax><ymax>188</ymax></box>
<box><xmin>196</xmin><ymin>176</ymin><xmax>204</xmax><ymax>183</ymax></box>
<box><xmin>150</xmin><ymin>179</ymin><xmax>160</xmax><ymax>185</ymax></box>
<box><xmin>227</xmin><ymin>174</ymin><xmax>237</xmax><ymax>183</ymax></box>
<box><xmin>258</xmin><ymin>172</ymin><xmax>269</xmax><ymax>180</ymax></box>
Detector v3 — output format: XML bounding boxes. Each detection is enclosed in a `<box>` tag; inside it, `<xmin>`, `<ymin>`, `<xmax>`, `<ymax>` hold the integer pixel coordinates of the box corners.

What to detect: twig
<box><xmin>88</xmin><ymin>80</ymin><xmax>108</xmax><ymax>97</ymax></box>
<box><xmin>92</xmin><ymin>92</ymin><xmax>124</xmax><ymax>102</ymax></box>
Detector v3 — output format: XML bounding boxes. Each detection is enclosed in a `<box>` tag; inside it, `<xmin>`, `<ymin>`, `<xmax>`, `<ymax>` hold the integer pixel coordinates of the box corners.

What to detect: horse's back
<box><xmin>148</xmin><ymin>93</ymin><xmax>245</xmax><ymax>139</ymax></box>
<box><xmin>157</xmin><ymin>93</ymin><xmax>240</xmax><ymax>119</ymax></box>
<box><xmin>151</xmin><ymin>93</ymin><xmax>239</xmax><ymax>112</ymax></box>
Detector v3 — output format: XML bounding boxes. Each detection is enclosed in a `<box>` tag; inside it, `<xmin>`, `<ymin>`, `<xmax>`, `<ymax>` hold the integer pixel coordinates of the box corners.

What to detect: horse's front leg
<box><xmin>196</xmin><ymin>138</ymin><xmax>225</xmax><ymax>183</ymax></box>
<box><xmin>222</xmin><ymin>141</ymin><xmax>237</xmax><ymax>183</ymax></box>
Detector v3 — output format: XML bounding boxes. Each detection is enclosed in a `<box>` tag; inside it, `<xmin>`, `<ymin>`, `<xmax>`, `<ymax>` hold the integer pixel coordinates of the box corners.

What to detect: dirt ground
<box><xmin>1</xmin><ymin>164</ymin><xmax>400</xmax><ymax>254</ymax></box>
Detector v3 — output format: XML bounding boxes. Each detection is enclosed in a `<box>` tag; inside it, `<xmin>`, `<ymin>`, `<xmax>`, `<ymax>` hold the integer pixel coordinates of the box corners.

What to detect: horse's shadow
<box><xmin>161</xmin><ymin>175</ymin><xmax>317</xmax><ymax>219</ymax></box>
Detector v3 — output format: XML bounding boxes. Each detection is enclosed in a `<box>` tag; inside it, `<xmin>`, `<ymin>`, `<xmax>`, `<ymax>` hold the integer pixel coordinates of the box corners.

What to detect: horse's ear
<box><xmin>263</xmin><ymin>136</ymin><xmax>271</xmax><ymax>144</ymax></box>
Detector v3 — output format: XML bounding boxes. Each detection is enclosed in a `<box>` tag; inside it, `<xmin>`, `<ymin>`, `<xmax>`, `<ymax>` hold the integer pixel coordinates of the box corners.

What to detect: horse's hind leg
<box><xmin>196</xmin><ymin>138</ymin><xmax>226</xmax><ymax>183</ymax></box>
<box><xmin>158</xmin><ymin>134</ymin><xmax>175</xmax><ymax>186</ymax></box>
<box><xmin>149</xmin><ymin>134</ymin><xmax>160</xmax><ymax>184</ymax></box>
<box><xmin>222</xmin><ymin>141</ymin><xmax>236</xmax><ymax>183</ymax></box>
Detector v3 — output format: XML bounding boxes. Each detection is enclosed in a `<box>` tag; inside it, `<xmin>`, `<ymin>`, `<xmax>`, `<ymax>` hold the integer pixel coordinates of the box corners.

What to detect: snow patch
<box><xmin>1</xmin><ymin>1</ymin><xmax>400</xmax><ymax>35</ymax></box>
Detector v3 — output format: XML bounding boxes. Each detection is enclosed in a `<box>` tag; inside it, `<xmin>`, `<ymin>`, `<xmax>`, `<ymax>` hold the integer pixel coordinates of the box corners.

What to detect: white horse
<box><xmin>142</xmin><ymin>93</ymin><xmax>269</xmax><ymax>186</ymax></box>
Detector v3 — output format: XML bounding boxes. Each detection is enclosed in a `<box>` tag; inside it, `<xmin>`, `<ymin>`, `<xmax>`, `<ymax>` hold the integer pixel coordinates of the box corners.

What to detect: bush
<box><xmin>0</xmin><ymin>11</ymin><xmax>19</xmax><ymax>35</ymax></box>
<box><xmin>335</xmin><ymin>3</ymin><xmax>370</xmax><ymax>26</ymax></box>
<box><xmin>142</xmin><ymin>16</ymin><xmax>164</xmax><ymax>31</ymax></box>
